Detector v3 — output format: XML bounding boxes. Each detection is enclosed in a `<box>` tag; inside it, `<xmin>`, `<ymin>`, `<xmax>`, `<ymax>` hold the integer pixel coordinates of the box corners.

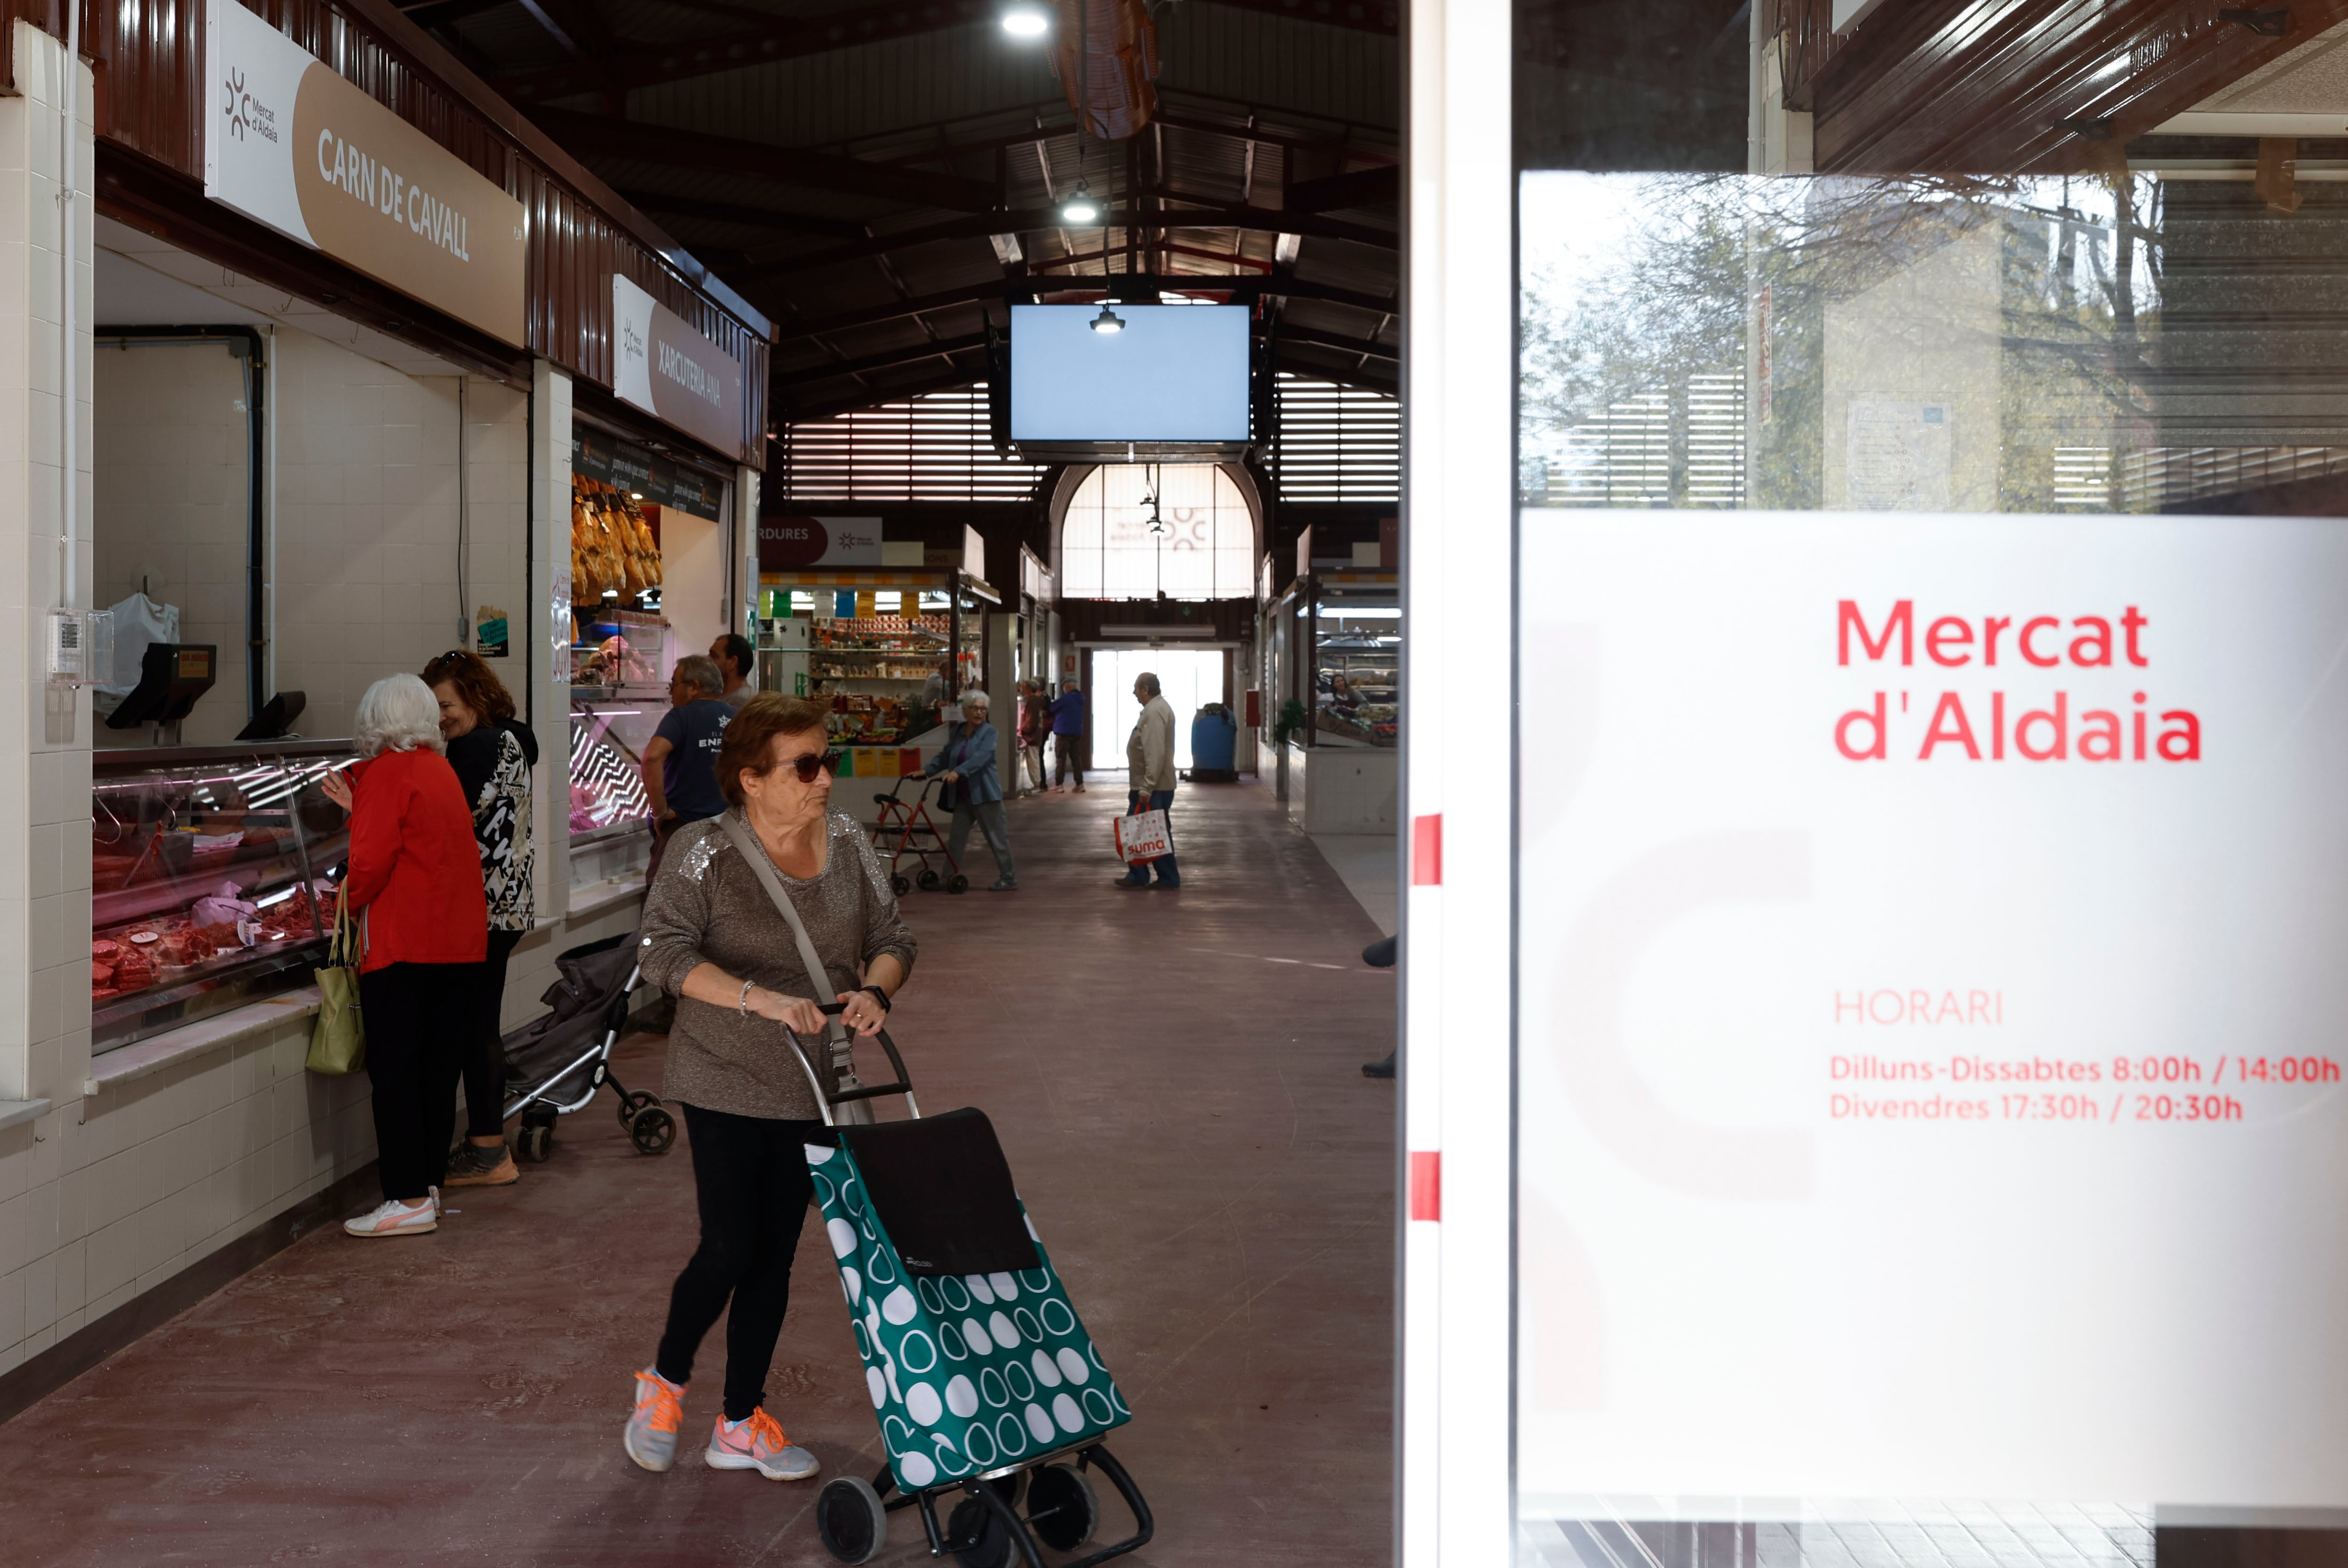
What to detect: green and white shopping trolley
<box><xmin>783</xmin><ymin>1004</ymin><xmax>1154</xmax><ymax>1568</ymax></box>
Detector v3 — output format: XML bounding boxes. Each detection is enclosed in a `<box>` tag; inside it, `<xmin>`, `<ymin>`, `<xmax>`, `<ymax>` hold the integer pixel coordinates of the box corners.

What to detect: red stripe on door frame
<box><xmin>1410</xmin><ymin>813</ymin><xmax>1441</xmax><ymax>886</ymax></box>
<box><xmin>1409</xmin><ymin>1150</ymin><xmax>1441</xmax><ymax>1221</ymax></box>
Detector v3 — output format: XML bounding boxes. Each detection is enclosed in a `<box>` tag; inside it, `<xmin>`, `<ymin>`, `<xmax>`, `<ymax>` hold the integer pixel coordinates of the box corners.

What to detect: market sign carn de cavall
<box><xmin>204</xmin><ymin>0</ymin><xmax>527</xmax><ymax>347</ymax></box>
<box><xmin>1833</xmin><ymin>599</ymin><xmax>2203</xmax><ymax>764</ymax></box>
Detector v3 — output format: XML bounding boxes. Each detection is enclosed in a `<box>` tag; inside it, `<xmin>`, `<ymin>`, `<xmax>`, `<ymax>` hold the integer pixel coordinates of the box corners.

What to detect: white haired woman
<box><xmin>319</xmin><ymin>673</ymin><xmax>489</xmax><ymax>1237</ymax></box>
<box><xmin>921</xmin><ymin>686</ymin><xmax>1016</xmax><ymax>890</ymax></box>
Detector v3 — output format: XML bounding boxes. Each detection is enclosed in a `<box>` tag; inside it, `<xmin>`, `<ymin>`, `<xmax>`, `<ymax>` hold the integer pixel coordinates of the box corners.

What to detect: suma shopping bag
<box><xmin>305</xmin><ymin>886</ymin><xmax>366</xmax><ymax>1075</ymax></box>
<box><xmin>1112</xmin><ymin>807</ymin><xmax>1171</xmax><ymax>864</ymax></box>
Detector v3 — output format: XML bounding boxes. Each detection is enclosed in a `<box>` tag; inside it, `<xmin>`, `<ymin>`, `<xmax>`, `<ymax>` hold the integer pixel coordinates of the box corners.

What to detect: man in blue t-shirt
<box><xmin>643</xmin><ymin>655</ymin><xmax>733</xmax><ymax>870</ymax></box>
<box><xmin>1048</xmin><ymin>679</ymin><xmax>1087</xmax><ymax>792</ymax></box>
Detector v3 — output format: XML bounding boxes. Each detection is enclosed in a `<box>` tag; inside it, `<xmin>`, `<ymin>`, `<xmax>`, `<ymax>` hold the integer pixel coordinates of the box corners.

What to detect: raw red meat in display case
<box><xmin>90</xmin><ymin>741</ymin><xmax>355</xmax><ymax>1050</ymax></box>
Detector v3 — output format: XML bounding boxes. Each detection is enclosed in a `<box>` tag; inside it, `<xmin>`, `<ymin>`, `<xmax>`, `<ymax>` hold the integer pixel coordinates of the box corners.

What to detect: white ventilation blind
<box><xmin>1272</xmin><ymin>374</ymin><xmax>1400</xmax><ymax>503</ymax></box>
<box><xmin>775</xmin><ymin>384</ymin><xmax>1046</xmax><ymax>504</ymax></box>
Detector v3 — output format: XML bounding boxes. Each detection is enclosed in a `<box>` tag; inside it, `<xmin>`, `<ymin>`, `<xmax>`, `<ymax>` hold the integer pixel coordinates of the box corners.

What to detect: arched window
<box><xmin>1058</xmin><ymin>464</ymin><xmax>1256</xmax><ymax>600</ymax></box>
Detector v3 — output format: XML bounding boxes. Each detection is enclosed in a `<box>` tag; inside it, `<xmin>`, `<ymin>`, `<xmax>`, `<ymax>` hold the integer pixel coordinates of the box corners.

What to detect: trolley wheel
<box><xmin>916</xmin><ymin>868</ymin><xmax>940</xmax><ymax>890</ymax></box>
<box><xmin>947</xmin><ymin>874</ymin><xmax>969</xmax><ymax>895</ymax></box>
<box><xmin>815</xmin><ymin>1476</ymin><xmax>888</xmax><ymax>1564</ymax></box>
<box><xmin>946</xmin><ymin>1496</ymin><xmax>1011</xmax><ymax>1568</ymax></box>
<box><xmin>1024</xmin><ymin>1463</ymin><xmax>1100</xmax><ymax>1551</ymax></box>
<box><xmin>890</xmin><ymin>874</ymin><xmax>911</xmax><ymax>896</ymax></box>
<box><xmin>619</xmin><ymin>1090</ymin><xmax>655</xmax><ymax>1118</ymax></box>
<box><xmin>515</xmin><ymin>1122</ymin><xmax>552</xmax><ymax>1164</ymax></box>
<box><xmin>629</xmin><ymin>1105</ymin><xmax>677</xmax><ymax>1156</ymax></box>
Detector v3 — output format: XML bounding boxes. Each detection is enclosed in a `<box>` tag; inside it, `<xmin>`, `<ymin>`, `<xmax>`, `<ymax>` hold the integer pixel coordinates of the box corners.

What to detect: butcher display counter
<box><xmin>91</xmin><ymin>740</ymin><xmax>356</xmax><ymax>1052</ymax></box>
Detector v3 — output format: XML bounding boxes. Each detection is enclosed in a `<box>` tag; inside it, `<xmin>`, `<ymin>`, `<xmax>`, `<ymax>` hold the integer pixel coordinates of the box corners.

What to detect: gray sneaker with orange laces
<box><xmin>625</xmin><ymin>1368</ymin><xmax>687</xmax><ymax>1473</ymax></box>
<box><xmin>705</xmin><ymin>1407</ymin><xmax>819</xmax><ymax>1481</ymax></box>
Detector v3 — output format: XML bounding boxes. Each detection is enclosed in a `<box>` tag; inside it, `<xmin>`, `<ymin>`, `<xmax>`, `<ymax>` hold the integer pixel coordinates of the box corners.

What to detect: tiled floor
<box><xmin>1</xmin><ymin>781</ymin><xmax>1398</xmax><ymax>1565</ymax></box>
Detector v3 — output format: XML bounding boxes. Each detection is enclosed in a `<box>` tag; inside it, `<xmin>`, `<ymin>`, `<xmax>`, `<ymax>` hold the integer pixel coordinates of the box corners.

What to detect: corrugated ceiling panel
<box><xmin>628</xmin><ymin>25</ymin><xmax>1060</xmax><ymax>148</ymax></box>
<box><xmin>1156</xmin><ymin>6</ymin><xmax>1398</xmax><ymax>133</ymax></box>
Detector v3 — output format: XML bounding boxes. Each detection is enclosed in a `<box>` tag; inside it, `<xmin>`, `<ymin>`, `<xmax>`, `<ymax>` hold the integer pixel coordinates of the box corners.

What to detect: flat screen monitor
<box><xmin>1009</xmin><ymin>304</ymin><xmax>1252</xmax><ymax>443</ymax></box>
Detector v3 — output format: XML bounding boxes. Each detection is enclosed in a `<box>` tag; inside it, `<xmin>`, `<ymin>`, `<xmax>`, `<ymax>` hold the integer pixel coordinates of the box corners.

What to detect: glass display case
<box><xmin>92</xmin><ymin>741</ymin><xmax>356</xmax><ymax>1051</ymax></box>
<box><xmin>568</xmin><ymin>697</ymin><xmax>661</xmax><ymax>842</ymax></box>
<box><xmin>953</xmin><ymin>578</ymin><xmax>994</xmax><ymax>701</ymax></box>
<box><xmin>569</xmin><ymin>603</ymin><xmax>668</xmax><ymax>849</ymax></box>
<box><xmin>571</xmin><ymin>607</ymin><xmax>669</xmax><ymax>689</ymax></box>
<box><xmin>1308</xmin><ymin>578</ymin><xmax>1401</xmax><ymax>748</ymax></box>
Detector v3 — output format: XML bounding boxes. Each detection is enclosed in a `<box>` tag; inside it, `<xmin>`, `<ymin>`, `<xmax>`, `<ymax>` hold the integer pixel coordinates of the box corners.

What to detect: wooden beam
<box><xmin>527</xmin><ymin>108</ymin><xmax>1001</xmax><ymax>213</ymax></box>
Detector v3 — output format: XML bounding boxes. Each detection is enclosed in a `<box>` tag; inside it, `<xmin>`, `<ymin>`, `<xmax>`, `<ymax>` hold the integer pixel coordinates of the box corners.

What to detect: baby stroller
<box><xmin>500</xmin><ymin>932</ymin><xmax>676</xmax><ymax>1163</ymax></box>
<box><xmin>782</xmin><ymin>1005</ymin><xmax>1153</xmax><ymax>1567</ymax></box>
<box><xmin>870</xmin><ymin>774</ymin><xmax>967</xmax><ymax>895</ymax></box>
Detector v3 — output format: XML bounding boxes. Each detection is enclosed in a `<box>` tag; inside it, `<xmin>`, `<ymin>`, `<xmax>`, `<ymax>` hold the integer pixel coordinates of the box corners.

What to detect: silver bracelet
<box><xmin>738</xmin><ymin>978</ymin><xmax>755</xmax><ymax>1016</ymax></box>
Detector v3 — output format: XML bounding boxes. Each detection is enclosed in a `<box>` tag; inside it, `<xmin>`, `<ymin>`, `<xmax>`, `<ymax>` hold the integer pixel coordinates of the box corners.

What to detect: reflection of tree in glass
<box><xmin>1520</xmin><ymin>173</ymin><xmax>2165</xmax><ymax>512</ymax></box>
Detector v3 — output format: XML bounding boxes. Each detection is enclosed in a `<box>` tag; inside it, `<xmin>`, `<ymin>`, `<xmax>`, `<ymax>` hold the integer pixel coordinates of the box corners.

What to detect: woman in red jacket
<box><xmin>321</xmin><ymin>673</ymin><xmax>489</xmax><ymax>1237</ymax></box>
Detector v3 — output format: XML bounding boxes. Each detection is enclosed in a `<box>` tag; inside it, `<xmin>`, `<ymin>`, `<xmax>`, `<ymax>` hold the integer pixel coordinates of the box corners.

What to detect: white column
<box><xmin>0</xmin><ymin>21</ymin><xmax>93</xmax><ymax>1113</ymax></box>
<box><xmin>1403</xmin><ymin>0</ymin><xmax>1514</xmax><ymax>1560</ymax></box>
<box><xmin>735</xmin><ymin>462</ymin><xmax>760</xmax><ymax>634</ymax></box>
<box><xmin>530</xmin><ymin>358</ymin><xmax>573</xmax><ymax>922</ymax></box>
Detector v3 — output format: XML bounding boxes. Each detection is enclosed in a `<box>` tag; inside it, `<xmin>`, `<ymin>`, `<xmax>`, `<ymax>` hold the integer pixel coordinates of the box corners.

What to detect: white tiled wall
<box><xmin>0</xmin><ymin>21</ymin><xmax>97</xmax><ymax>1113</ymax></box>
<box><xmin>270</xmin><ymin>333</ymin><xmax>528</xmax><ymax>740</ymax></box>
<box><xmin>91</xmin><ymin>342</ymin><xmax>251</xmax><ymax>747</ymax></box>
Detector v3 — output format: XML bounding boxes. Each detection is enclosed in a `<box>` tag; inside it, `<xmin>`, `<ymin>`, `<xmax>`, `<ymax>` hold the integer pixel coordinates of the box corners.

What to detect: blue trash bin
<box><xmin>1189</xmin><ymin>704</ymin><xmax>1238</xmax><ymax>780</ymax></box>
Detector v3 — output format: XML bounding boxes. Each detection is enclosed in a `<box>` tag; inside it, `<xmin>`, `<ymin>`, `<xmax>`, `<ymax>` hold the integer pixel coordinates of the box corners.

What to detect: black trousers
<box><xmin>358</xmin><ymin>961</ymin><xmax>471</xmax><ymax>1202</ymax></box>
<box><xmin>462</xmin><ymin>929</ymin><xmax>524</xmax><ymax>1140</ymax></box>
<box><xmin>656</xmin><ymin>1103</ymin><xmax>824</xmax><ymax>1422</ymax></box>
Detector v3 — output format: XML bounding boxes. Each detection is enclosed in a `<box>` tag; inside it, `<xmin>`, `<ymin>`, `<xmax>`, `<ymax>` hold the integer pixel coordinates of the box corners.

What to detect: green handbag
<box><xmin>305</xmin><ymin>887</ymin><xmax>367</xmax><ymax>1075</ymax></box>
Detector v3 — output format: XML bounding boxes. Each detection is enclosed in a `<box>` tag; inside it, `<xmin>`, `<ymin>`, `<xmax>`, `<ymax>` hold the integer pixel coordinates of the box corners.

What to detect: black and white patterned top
<box><xmin>448</xmin><ymin>720</ymin><xmax>537</xmax><ymax>933</ymax></box>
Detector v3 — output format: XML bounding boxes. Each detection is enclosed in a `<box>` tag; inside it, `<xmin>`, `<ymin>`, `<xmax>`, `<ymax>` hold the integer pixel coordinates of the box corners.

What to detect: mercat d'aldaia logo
<box><xmin>223</xmin><ymin>68</ymin><xmax>252</xmax><ymax>140</ymax></box>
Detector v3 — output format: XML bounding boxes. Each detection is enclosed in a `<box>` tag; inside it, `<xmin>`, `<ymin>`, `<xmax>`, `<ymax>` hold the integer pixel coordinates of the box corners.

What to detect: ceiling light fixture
<box><xmin>1090</xmin><ymin>303</ymin><xmax>1125</xmax><ymax>334</ymax></box>
<box><xmin>1060</xmin><ymin>185</ymin><xmax>1101</xmax><ymax>225</ymax></box>
<box><xmin>1001</xmin><ymin>0</ymin><xmax>1051</xmax><ymax>37</ymax></box>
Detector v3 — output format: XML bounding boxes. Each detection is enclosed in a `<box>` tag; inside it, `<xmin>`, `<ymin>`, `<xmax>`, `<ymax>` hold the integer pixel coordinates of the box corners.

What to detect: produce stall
<box><xmin>756</xmin><ymin>569</ymin><xmax>1003</xmax><ymax>823</ymax></box>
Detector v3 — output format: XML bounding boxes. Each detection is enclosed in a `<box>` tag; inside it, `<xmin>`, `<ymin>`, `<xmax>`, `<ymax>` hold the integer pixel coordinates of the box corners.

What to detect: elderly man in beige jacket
<box><xmin>1116</xmin><ymin>670</ymin><xmax>1182</xmax><ymax>888</ymax></box>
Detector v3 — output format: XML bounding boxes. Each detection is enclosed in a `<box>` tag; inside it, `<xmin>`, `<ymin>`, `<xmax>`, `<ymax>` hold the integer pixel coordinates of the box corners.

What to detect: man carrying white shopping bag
<box><xmin>1115</xmin><ymin>670</ymin><xmax>1181</xmax><ymax>889</ymax></box>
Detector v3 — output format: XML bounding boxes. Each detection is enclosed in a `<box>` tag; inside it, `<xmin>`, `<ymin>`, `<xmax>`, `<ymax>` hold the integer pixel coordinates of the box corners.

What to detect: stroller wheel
<box><xmin>815</xmin><ymin>1475</ymin><xmax>888</xmax><ymax>1564</ymax></box>
<box><xmin>947</xmin><ymin>874</ymin><xmax>969</xmax><ymax>895</ymax></box>
<box><xmin>629</xmin><ymin>1105</ymin><xmax>677</xmax><ymax>1156</ymax></box>
<box><xmin>516</xmin><ymin>1123</ymin><xmax>552</xmax><ymax>1164</ymax></box>
<box><xmin>890</xmin><ymin>874</ymin><xmax>911</xmax><ymax>896</ymax></box>
<box><xmin>618</xmin><ymin>1090</ymin><xmax>656</xmax><ymax>1118</ymax></box>
<box><xmin>916</xmin><ymin>869</ymin><xmax>940</xmax><ymax>890</ymax></box>
<box><xmin>1024</xmin><ymin>1463</ymin><xmax>1100</xmax><ymax>1551</ymax></box>
<box><xmin>946</xmin><ymin>1496</ymin><xmax>1012</xmax><ymax>1568</ymax></box>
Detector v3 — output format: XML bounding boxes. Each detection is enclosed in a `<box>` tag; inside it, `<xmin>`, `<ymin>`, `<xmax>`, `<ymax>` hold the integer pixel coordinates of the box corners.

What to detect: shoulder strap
<box><xmin>717</xmin><ymin>812</ymin><xmax>850</xmax><ymax>1045</ymax></box>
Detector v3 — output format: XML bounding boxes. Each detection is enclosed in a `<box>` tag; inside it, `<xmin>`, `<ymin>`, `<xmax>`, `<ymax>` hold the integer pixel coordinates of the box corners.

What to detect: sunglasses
<box><xmin>777</xmin><ymin>749</ymin><xmax>843</xmax><ymax>783</ymax></box>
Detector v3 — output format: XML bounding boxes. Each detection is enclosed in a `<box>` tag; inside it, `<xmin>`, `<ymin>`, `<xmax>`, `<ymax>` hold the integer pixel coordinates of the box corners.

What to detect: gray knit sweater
<box><xmin>637</xmin><ymin>808</ymin><xmax>917</xmax><ymax>1120</ymax></box>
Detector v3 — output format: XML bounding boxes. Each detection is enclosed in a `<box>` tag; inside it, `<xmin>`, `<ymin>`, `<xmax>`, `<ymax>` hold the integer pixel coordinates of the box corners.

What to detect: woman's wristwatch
<box><xmin>859</xmin><ymin>984</ymin><xmax>892</xmax><ymax>1014</ymax></box>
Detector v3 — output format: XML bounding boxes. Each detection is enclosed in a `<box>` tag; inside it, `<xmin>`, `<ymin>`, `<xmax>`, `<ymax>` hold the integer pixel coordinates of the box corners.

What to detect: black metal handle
<box><xmin>785</xmin><ymin>1001</ymin><xmax>915</xmax><ymax>1106</ymax></box>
